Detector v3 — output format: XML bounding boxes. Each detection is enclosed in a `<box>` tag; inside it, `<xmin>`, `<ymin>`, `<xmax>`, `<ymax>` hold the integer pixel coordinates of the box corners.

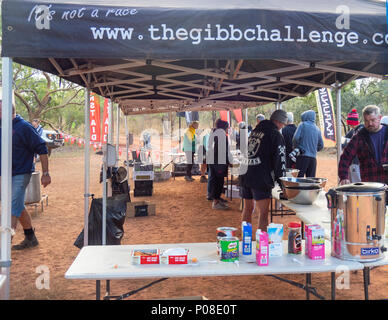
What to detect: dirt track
<box><xmin>8</xmin><ymin>147</ymin><xmax>388</xmax><ymax>300</ymax></box>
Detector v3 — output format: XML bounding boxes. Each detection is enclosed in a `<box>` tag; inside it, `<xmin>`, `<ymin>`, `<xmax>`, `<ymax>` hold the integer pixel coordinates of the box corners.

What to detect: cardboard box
<box><xmin>267</xmin><ymin>223</ymin><xmax>284</xmax><ymax>257</ymax></box>
<box><xmin>131</xmin><ymin>249</ymin><xmax>160</xmax><ymax>264</ymax></box>
<box><xmin>160</xmin><ymin>248</ymin><xmax>189</xmax><ymax>264</ymax></box>
<box><xmin>127</xmin><ymin>201</ymin><xmax>156</xmax><ymax>218</ymax></box>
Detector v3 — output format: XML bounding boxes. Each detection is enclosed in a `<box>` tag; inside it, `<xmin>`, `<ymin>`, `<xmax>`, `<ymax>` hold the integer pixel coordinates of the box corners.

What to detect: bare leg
<box><xmin>254</xmin><ymin>198</ymin><xmax>271</xmax><ymax>231</ymax></box>
<box><xmin>241</xmin><ymin>199</ymin><xmax>254</xmax><ymax>224</ymax></box>
<box><xmin>200</xmin><ymin>164</ymin><xmax>207</xmax><ymax>177</ymax></box>
<box><xmin>18</xmin><ymin>208</ymin><xmax>33</xmax><ymax>230</ymax></box>
<box><xmin>11</xmin><ymin>216</ymin><xmax>18</xmax><ymax>230</ymax></box>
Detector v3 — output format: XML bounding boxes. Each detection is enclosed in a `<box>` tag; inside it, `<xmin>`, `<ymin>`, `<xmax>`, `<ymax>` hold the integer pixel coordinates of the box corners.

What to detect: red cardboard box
<box><xmin>160</xmin><ymin>248</ymin><xmax>189</xmax><ymax>264</ymax></box>
<box><xmin>131</xmin><ymin>249</ymin><xmax>160</xmax><ymax>264</ymax></box>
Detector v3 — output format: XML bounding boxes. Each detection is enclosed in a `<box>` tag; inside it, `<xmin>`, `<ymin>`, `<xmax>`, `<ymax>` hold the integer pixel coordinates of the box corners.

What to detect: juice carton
<box><xmin>267</xmin><ymin>223</ymin><xmax>283</xmax><ymax>257</ymax></box>
<box><xmin>304</xmin><ymin>224</ymin><xmax>320</xmax><ymax>256</ymax></box>
<box><xmin>256</xmin><ymin>230</ymin><xmax>269</xmax><ymax>266</ymax></box>
<box><xmin>307</xmin><ymin>225</ymin><xmax>325</xmax><ymax>260</ymax></box>
<box><xmin>242</xmin><ymin>221</ymin><xmax>252</xmax><ymax>255</ymax></box>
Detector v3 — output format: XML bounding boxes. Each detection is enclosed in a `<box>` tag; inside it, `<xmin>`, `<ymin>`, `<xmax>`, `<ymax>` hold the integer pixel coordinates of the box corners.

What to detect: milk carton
<box><xmin>256</xmin><ymin>230</ymin><xmax>269</xmax><ymax>266</ymax></box>
<box><xmin>267</xmin><ymin>223</ymin><xmax>283</xmax><ymax>257</ymax></box>
<box><xmin>304</xmin><ymin>224</ymin><xmax>320</xmax><ymax>256</ymax></box>
<box><xmin>242</xmin><ymin>221</ymin><xmax>252</xmax><ymax>255</ymax></box>
<box><xmin>306</xmin><ymin>225</ymin><xmax>325</xmax><ymax>260</ymax></box>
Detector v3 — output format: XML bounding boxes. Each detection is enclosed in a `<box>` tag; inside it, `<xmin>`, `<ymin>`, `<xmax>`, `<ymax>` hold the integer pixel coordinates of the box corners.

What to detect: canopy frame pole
<box><xmin>108</xmin><ymin>100</ymin><xmax>113</xmax><ymax>144</ymax></box>
<box><xmin>102</xmin><ymin>159</ymin><xmax>107</xmax><ymax>246</ymax></box>
<box><xmin>116</xmin><ymin>104</ymin><xmax>120</xmax><ymax>165</ymax></box>
<box><xmin>83</xmin><ymin>85</ymin><xmax>91</xmax><ymax>246</ymax></box>
<box><xmin>125</xmin><ymin>115</ymin><xmax>129</xmax><ymax>179</ymax></box>
<box><xmin>1</xmin><ymin>57</ymin><xmax>13</xmax><ymax>300</ymax></box>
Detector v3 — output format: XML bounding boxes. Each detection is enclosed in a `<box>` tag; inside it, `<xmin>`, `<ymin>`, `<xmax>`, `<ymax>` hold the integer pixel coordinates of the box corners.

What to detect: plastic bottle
<box><xmin>288</xmin><ymin>222</ymin><xmax>302</xmax><ymax>254</ymax></box>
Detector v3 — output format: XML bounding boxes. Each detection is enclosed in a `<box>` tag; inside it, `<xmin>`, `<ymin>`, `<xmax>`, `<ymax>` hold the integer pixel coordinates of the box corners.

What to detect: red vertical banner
<box><xmin>90</xmin><ymin>93</ymin><xmax>101</xmax><ymax>143</ymax></box>
<box><xmin>233</xmin><ymin>109</ymin><xmax>243</xmax><ymax>123</ymax></box>
<box><xmin>102</xmin><ymin>98</ymin><xmax>110</xmax><ymax>144</ymax></box>
<box><xmin>219</xmin><ymin>110</ymin><xmax>229</xmax><ymax>123</ymax></box>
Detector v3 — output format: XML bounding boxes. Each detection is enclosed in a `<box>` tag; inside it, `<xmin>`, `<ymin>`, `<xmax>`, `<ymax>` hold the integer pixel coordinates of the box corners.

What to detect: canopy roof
<box><xmin>2</xmin><ymin>0</ymin><xmax>388</xmax><ymax>114</ymax></box>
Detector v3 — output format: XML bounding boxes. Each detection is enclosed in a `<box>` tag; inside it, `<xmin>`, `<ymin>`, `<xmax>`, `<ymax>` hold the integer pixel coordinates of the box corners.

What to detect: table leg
<box><xmin>96</xmin><ymin>280</ymin><xmax>101</xmax><ymax>300</ymax></box>
<box><xmin>331</xmin><ymin>272</ymin><xmax>336</xmax><ymax>300</ymax></box>
<box><xmin>105</xmin><ymin>280</ymin><xmax>110</xmax><ymax>299</ymax></box>
<box><xmin>306</xmin><ymin>273</ymin><xmax>312</xmax><ymax>300</ymax></box>
<box><xmin>363</xmin><ymin>267</ymin><xmax>370</xmax><ymax>300</ymax></box>
<box><xmin>270</xmin><ymin>198</ymin><xmax>273</xmax><ymax>223</ymax></box>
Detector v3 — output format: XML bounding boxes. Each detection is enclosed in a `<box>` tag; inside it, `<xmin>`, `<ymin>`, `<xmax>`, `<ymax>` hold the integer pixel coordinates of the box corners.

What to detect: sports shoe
<box><xmin>12</xmin><ymin>234</ymin><xmax>39</xmax><ymax>250</ymax></box>
<box><xmin>200</xmin><ymin>176</ymin><xmax>208</xmax><ymax>183</ymax></box>
<box><xmin>184</xmin><ymin>176</ymin><xmax>194</xmax><ymax>182</ymax></box>
<box><xmin>219</xmin><ymin>197</ymin><xmax>228</xmax><ymax>203</ymax></box>
<box><xmin>212</xmin><ymin>201</ymin><xmax>229</xmax><ymax>210</ymax></box>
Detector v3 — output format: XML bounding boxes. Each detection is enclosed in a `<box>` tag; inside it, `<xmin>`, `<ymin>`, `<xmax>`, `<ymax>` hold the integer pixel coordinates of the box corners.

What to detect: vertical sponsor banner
<box><xmin>233</xmin><ymin>109</ymin><xmax>243</xmax><ymax>123</ymax></box>
<box><xmin>102</xmin><ymin>98</ymin><xmax>110</xmax><ymax>144</ymax></box>
<box><xmin>90</xmin><ymin>93</ymin><xmax>101</xmax><ymax>143</ymax></box>
<box><xmin>315</xmin><ymin>88</ymin><xmax>336</xmax><ymax>148</ymax></box>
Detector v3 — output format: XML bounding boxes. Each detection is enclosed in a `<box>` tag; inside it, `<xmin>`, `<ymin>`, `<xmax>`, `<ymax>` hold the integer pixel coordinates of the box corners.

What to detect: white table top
<box><xmin>65</xmin><ymin>241</ymin><xmax>363</xmax><ymax>281</ymax></box>
<box><xmin>272</xmin><ymin>185</ymin><xmax>331</xmax><ymax>239</ymax></box>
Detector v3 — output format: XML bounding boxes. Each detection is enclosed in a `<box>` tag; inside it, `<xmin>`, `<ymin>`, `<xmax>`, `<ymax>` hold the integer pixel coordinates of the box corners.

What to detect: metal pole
<box><xmin>102</xmin><ymin>158</ymin><xmax>107</xmax><ymax>246</ymax></box>
<box><xmin>108</xmin><ymin>100</ymin><xmax>113</xmax><ymax>144</ymax></box>
<box><xmin>125</xmin><ymin>115</ymin><xmax>129</xmax><ymax>178</ymax></box>
<box><xmin>1</xmin><ymin>57</ymin><xmax>13</xmax><ymax>300</ymax></box>
<box><xmin>336</xmin><ymin>84</ymin><xmax>342</xmax><ymax>169</ymax></box>
<box><xmin>83</xmin><ymin>87</ymin><xmax>90</xmax><ymax>246</ymax></box>
<box><xmin>116</xmin><ymin>104</ymin><xmax>120</xmax><ymax>165</ymax></box>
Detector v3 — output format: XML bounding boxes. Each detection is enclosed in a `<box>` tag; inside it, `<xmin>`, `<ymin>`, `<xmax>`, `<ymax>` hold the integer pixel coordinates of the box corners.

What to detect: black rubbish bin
<box><xmin>74</xmin><ymin>194</ymin><xmax>127</xmax><ymax>249</ymax></box>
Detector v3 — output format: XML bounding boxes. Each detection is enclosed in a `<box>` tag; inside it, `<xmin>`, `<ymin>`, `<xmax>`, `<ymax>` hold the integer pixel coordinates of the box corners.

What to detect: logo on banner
<box><xmin>315</xmin><ymin>88</ymin><xmax>336</xmax><ymax>148</ymax></box>
<box><xmin>28</xmin><ymin>5</ymin><xmax>55</xmax><ymax>30</ymax></box>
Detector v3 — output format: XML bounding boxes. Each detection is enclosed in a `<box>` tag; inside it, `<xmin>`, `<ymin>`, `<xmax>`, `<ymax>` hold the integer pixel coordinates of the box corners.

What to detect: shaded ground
<box><xmin>7</xmin><ymin>147</ymin><xmax>388</xmax><ymax>300</ymax></box>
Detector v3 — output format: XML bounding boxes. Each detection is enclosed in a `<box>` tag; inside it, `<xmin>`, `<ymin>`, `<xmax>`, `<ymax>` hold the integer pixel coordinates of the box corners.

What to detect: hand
<box><xmin>41</xmin><ymin>175</ymin><xmax>51</xmax><ymax>188</ymax></box>
<box><xmin>339</xmin><ymin>179</ymin><xmax>350</xmax><ymax>185</ymax></box>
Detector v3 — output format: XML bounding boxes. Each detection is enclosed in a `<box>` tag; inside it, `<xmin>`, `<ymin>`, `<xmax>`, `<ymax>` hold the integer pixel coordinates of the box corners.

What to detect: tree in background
<box><xmin>13</xmin><ymin>63</ymin><xmax>84</xmax><ymax>133</ymax></box>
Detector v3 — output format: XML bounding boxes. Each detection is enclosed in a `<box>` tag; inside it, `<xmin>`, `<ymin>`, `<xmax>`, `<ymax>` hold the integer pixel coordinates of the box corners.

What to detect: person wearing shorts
<box><xmin>240</xmin><ymin>109</ymin><xmax>287</xmax><ymax>231</ymax></box>
<box><xmin>0</xmin><ymin>102</ymin><xmax>51</xmax><ymax>250</ymax></box>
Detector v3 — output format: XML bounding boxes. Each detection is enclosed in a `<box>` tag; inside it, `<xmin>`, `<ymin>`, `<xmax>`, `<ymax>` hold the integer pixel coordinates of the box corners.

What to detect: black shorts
<box><xmin>241</xmin><ymin>186</ymin><xmax>271</xmax><ymax>201</ymax></box>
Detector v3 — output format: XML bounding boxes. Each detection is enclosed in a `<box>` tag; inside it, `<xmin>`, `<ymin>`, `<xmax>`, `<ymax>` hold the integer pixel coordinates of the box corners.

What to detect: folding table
<box><xmin>65</xmin><ymin>241</ymin><xmax>363</xmax><ymax>300</ymax></box>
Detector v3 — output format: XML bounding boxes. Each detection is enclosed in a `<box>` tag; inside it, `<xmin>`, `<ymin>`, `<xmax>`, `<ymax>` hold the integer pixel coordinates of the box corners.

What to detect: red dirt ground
<box><xmin>7</xmin><ymin>147</ymin><xmax>388</xmax><ymax>300</ymax></box>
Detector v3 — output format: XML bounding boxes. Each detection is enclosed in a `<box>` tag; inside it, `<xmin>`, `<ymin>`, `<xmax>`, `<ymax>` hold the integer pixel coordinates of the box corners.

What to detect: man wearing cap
<box><xmin>281</xmin><ymin>112</ymin><xmax>297</xmax><ymax>168</ymax></box>
<box><xmin>0</xmin><ymin>102</ymin><xmax>51</xmax><ymax>250</ymax></box>
<box><xmin>339</xmin><ymin>105</ymin><xmax>388</xmax><ymax>185</ymax></box>
<box><xmin>240</xmin><ymin>109</ymin><xmax>287</xmax><ymax>231</ymax></box>
<box><xmin>342</xmin><ymin>108</ymin><xmax>363</xmax><ymax>182</ymax></box>
<box><xmin>292</xmin><ymin>110</ymin><xmax>324</xmax><ymax>178</ymax></box>
<box><xmin>256</xmin><ymin>114</ymin><xmax>265</xmax><ymax>125</ymax></box>
<box><xmin>182</xmin><ymin>121</ymin><xmax>199</xmax><ymax>182</ymax></box>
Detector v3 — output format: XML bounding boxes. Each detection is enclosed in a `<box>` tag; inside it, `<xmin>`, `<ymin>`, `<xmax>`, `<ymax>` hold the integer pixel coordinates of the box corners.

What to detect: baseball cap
<box><xmin>270</xmin><ymin>109</ymin><xmax>288</xmax><ymax>125</ymax></box>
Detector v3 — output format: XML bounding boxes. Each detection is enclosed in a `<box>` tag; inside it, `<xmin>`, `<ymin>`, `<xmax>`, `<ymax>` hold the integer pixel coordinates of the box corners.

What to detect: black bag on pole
<box><xmin>74</xmin><ymin>195</ymin><xmax>127</xmax><ymax>249</ymax></box>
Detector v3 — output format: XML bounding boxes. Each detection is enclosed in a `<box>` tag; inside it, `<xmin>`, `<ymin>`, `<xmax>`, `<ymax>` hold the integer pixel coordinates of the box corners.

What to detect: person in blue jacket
<box><xmin>292</xmin><ymin>110</ymin><xmax>324</xmax><ymax>177</ymax></box>
<box><xmin>0</xmin><ymin>103</ymin><xmax>51</xmax><ymax>250</ymax></box>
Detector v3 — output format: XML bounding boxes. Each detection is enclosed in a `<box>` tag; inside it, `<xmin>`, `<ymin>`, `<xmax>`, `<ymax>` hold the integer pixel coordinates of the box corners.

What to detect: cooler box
<box><xmin>127</xmin><ymin>201</ymin><xmax>156</xmax><ymax>218</ymax></box>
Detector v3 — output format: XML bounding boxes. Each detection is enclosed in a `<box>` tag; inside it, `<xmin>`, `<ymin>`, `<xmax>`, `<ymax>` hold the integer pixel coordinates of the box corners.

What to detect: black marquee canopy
<box><xmin>2</xmin><ymin>0</ymin><xmax>388</xmax><ymax>114</ymax></box>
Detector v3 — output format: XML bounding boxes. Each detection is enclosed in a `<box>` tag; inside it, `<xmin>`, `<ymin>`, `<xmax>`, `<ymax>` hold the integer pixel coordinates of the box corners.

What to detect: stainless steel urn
<box><xmin>326</xmin><ymin>182</ymin><xmax>387</xmax><ymax>262</ymax></box>
<box><xmin>25</xmin><ymin>171</ymin><xmax>41</xmax><ymax>204</ymax></box>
